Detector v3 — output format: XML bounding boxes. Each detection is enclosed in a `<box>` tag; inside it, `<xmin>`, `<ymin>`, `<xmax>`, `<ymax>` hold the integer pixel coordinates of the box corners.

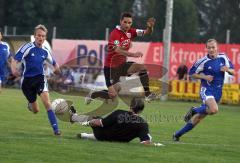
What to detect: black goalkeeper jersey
<box><xmin>92</xmin><ymin>110</ymin><xmax>151</xmax><ymax>142</ymax></box>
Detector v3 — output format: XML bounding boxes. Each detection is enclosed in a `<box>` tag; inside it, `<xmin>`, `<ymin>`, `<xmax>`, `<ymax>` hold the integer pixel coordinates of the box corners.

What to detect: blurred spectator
<box><xmin>0</xmin><ymin>29</ymin><xmax>12</xmax><ymax>91</ymax></box>
<box><xmin>175</xmin><ymin>59</ymin><xmax>188</xmax><ymax>80</ymax></box>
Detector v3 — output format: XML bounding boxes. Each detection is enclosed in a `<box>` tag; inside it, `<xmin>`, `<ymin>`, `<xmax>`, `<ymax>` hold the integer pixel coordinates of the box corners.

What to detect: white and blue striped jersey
<box><xmin>189</xmin><ymin>53</ymin><xmax>234</xmax><ymax>89</ymax></box>
<box><xmin>14</xmin><ymin>42</ymin><xmax>56</xmax><ymax>77</ymax></box>
<box><xmin>0</xmin><ymin>41</ymin><xmax>10</xmax><ymax>76</ymax></box>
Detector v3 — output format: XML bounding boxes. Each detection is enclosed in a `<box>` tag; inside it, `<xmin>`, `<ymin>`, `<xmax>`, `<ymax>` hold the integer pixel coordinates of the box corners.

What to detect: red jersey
<box><xmin>104</xmin><ymin>26</ymin><xmax>144</xmax><ymax>68</ymax></box>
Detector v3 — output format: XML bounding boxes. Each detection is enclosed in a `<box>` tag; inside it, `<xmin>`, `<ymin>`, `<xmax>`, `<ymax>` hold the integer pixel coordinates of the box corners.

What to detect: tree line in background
<box><xmin>0</xmin><ymin>0</ymin><xmax>240</xmax><ymax>43</ymax></box>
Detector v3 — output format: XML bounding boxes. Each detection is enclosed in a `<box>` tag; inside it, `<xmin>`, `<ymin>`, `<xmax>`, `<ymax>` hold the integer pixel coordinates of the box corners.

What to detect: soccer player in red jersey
<box><xmin>85</xmin><ymin>12</ymin><xmax>156</xmax><ymax>104</ymax></box>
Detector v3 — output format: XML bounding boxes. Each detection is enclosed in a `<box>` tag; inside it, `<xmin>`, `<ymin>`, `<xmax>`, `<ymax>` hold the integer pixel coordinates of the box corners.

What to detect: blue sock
<box><xmin>47</xmin><ymin>109</ymin><xmax>59</xmax><ymax>133</ymax></box>
<box><xmin>193</xmin><ymin>104</ymin><xmax>207</xmax><ymax>115</ymax></box>
<box><xmin>175</xmin><ymin>122</ymin><xmax>194</xmax><ymax>137</ymax></box>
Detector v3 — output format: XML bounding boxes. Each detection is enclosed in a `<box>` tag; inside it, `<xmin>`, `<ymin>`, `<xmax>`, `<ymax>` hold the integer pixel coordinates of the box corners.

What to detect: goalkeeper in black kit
<box><xmin>70</xmin><ymin>97</ymin><xmax>163</xmax><ymax>146</ymax></box>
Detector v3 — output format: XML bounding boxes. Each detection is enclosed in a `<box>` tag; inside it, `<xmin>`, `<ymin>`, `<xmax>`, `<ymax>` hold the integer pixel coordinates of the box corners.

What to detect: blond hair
<box><xmin>34</xmin><ymin>24</ymin><xmax>48</xmax><ymax>35</ymax></box>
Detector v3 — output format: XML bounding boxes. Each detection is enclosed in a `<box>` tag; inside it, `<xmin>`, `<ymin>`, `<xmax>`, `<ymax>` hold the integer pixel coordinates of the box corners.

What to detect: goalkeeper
<box><xmin>70</xmin><ymin>97</ymin><xmax>162</xmax><ymax>146</ymax></box>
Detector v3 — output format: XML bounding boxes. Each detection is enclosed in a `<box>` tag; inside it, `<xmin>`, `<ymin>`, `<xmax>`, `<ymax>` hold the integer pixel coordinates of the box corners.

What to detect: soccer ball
<box><xmin>51</xmin><ymin>98</ymin><xmax>71</xmax><ymax>122</ymax></box>
<box><xmin>51</xmin><ymin>98</ymin><xmax>69</xmax><ymax>113</ymax></box>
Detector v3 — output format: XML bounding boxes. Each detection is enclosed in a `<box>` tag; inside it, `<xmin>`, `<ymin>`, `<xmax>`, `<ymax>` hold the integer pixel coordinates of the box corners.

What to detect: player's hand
<box><xmin>12</xmin><ymin>70</ymin><xmax>21</xmax><ymax>77</ymax></box>
<box><xmin>81</xmin><ymin>121</ymin><xmax>90</xmax><ymax>126</ymax></box>
<box><xmin>132</xmin><ymin>52</ymin><xmax>143</xmax><ymax>58</ymax></box>
<box><xmin>108</xmin><ymin>85</ymin><xmax>118</xmax><ymax>98</ymax></box>
<box><xmin>53</xmin><ymin>68</ymin><xmax>61</xmax><ymax>75</ymax></box>
<box><xmin>204</xmin><ymin>75</ymin><xmax>214</xmax><ymax>82</ymax></box>
<box><xmin>220</xmin><ymin>66</ymin><xmax>229</xmax><ymax>72</ymax></box>
<box><xmin>147</xmin><ymin>17</ymin><xmax>156</xmax><ymax>28</ymax></box>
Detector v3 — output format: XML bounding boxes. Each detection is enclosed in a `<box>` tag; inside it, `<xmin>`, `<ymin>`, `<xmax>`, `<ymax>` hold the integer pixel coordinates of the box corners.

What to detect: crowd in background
<box><xmin>3</xmin><ymin>63</ymin><xmax>91</xmax><ymax>90</ymax></box>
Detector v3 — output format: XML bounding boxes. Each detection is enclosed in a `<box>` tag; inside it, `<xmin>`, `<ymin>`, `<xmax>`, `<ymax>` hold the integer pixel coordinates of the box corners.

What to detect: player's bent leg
<box><xmin>191</xmin><ymin>113</ymin><xmax>206</xmax><ymax>125</ymax></box>
<box><xmin>127</xmin><ymin>63</ymin><xmax>146</xmax><ymax>74</ymax></box>
<box><xmin>40</xmin><ymin>91</ymin><xmax>61</xmax><ymax>135</ymax></box>
<box><xmin>173</xmin><ymin>113</ymin><xmax>207</xmax><ymax>141</ymax></box>
<box><xmin>127</xmin><ymin>63</ymin><xmax>156</xmax><ymax>101</ymax></box>
<box><xmin>113</xmin><ymin>83</ymin><xmax>121</xmax><ymax>92</ymax></box>
<box><xmin>28</xmin><ymin>101</ymin><xmax>40</xmax><ymax>113</ymax></box>
<box><xmin>173</xmin><ymin>121</ymin><xmax>194</xmax><ymax>141</ymax></box>
<box><xmin>85</xmin><ymin>84</ymin><xmax>121</xmax><ymax>105</ymax></box>
<box><xmin>205</xmin><ymin>98</ymin><xmax>218</xmax><ymax>115</ymax></box>
<box><xmin>40</xmin><ymin>91</ymin><xmax>52</xmax><ymax>110</ymax></box>
<box><xmin>184</xmin><ymin>106</ymin><xmax>196</xmax><ymax>122</ymax></box>
<box><xmin>85</xmin><ymin>90</ymin><xmax>95</xmax><ymax>105</ymax></box>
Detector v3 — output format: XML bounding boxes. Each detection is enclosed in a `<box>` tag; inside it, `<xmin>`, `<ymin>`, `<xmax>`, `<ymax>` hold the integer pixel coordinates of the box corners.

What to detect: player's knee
<box><xmin>209</xmin><ymin>108</ymin><xmax>218</xmax><ymax>115</ymax></box>
<box><xmin>33</xmin><ymin>109</ymin><xmax>39</xmax><ymax>114</ymax></box>
<box><xmin>109</xmin><ymin>93</ymin><xmax>118</xmax><ymax>98</ymax></box>
<box><xmin>135</xmin><ymin>64</ymin><xmax>146</xmax><ymax>72</ymax></box>
<box><xmin>114</xmin><ymin>84</ymin><xmax>121</xmax><ymax>93</ymax></box>
<box><xmin>140</xmin><ymin>64</ymin><xmax>146</xmax><ymax>71</ymax></box>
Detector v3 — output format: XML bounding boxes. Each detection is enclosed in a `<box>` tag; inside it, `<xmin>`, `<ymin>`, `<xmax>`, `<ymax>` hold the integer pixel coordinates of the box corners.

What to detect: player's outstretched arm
<box><xmin>191</xmin><ymin>73</ymin><xmax>213</xmax><ymax>82</ymax></box>
<box><xmin>10</xmin><ymin>59</ymin><xmax>21</xmax><ymax>77</ymax></box>
<box><xmin>115</xmin><ymin>46</ymin><xmax>143</xmax><ymax>58</ymax></box>
<box><xmin>81</xmin><ymin>119</ymin><xmax>103</xmax><ymax>127</ymax></box>
<box><xmin>144</xmin><ymin>17</ymin><xmax>156</xmax><ymax>35</ymax></box>
<box><xmin>221</xmin><ymin>66</ymin><xmax>235</xmax><ymax>75</ymax></box>
<box><xmin>53</xmin><ymin>63</ymin><xmax>61</xmax><ymax>75</ymax></box>
<box><xmin>141</xmin><ymin>140</ymin><xmax>165</xmax><ymax>147</ymax></box>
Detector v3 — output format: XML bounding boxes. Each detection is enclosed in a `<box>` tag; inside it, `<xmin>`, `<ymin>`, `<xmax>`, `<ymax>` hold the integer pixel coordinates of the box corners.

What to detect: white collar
<box><xmin>116</xmin><ymin>25</ymin><xmax>121</xmax><ymax>30</ymax></box>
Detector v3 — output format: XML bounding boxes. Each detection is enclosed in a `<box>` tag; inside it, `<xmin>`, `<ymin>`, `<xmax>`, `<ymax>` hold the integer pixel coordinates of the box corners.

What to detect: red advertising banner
<box><xmin>52</xmin><ymin>39</ymin><xmax>240</xmax><ymax>83</ymax></box>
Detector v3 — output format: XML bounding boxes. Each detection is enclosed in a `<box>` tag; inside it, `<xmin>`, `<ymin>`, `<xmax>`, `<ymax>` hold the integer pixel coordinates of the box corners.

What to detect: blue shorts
<box><xmin>21</xmin><ymin>75</ymin><xmax>48</xmax><ymax>103</ymax></box>
<box><xmin>200</xmin><ymin>87</ymin><xmax>222</xmax><ymax>103</ymax></box>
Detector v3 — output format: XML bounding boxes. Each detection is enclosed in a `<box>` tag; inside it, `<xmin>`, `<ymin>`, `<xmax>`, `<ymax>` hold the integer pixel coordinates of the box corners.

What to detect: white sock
<box><xmin>81</xmin><ymin>133</ymin><xmax>96</xmax><ymax>140</ymax></box>
<box><xmin>72</xmin><ymin>114</ymin><xmax>90</xmax><ymax>123</ymax></box>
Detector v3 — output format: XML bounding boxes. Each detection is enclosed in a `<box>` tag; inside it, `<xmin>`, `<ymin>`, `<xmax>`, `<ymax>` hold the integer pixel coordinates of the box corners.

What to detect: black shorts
<box><xmin>104</xmin><ymin>62</ymin><xmax>134</xmax><ymax>87</ymax></box>
<box><xmin>21</xmin><ymin>75</ymin><xmax>48</xmax><ymax>103</ymax></box>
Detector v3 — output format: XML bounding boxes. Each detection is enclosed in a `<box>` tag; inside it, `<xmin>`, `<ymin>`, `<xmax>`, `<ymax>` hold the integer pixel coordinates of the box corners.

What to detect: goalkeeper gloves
<box><xmin>81</xmin><ymin>121</ymin><xmax>90</xmax><ymax>126</ymax></box>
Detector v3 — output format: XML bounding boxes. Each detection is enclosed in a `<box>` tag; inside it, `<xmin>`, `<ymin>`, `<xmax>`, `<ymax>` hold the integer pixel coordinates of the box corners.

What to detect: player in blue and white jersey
<box><xmin>0</xmin><ymin>29</ymin><xmax>11</xmax><ymax>92</ymax></box>
<box><xmin>173</xmin><ymin>39</ymin><xmax>235</xmax><ymax>141</ymax></box>
<box><xmin>11</xmin><ymin>24</ymin><xmax>62</xmax><ymax>135</ymax></box>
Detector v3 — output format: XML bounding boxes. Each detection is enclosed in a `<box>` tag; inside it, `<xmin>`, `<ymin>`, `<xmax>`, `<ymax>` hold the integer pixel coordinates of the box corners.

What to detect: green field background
<box><xmin>0</xmin><ymin>89</ymin><xmax>239</xmax><ymax>163</ymax></box>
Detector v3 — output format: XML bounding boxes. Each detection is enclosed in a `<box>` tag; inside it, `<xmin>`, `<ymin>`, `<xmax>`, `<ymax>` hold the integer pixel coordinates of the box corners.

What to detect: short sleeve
<box><xmin>14</xmin><ymin>42</ymin><xmax>33</xmax><ymax>62</ymax></box>
<box><xmin>189</xmin><ymin>57</ymin><xmax>208</xmax><ymax>75</ymax></box>
<box><xmin>44</xmin><ymin>47</ymin><xmax>56</xmax><ymax>66</ymax></box>
<box><xmin>14</xmin><ymin>50</ymin><xmax>24</xmax><ymax>62</ymax></box>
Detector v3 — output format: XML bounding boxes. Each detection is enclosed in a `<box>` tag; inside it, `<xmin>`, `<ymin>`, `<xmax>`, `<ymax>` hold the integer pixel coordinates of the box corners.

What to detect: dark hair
<box><xmin>130</xmin><ymin>97</ymin><xmax>145</xmax><ymax>113</ymax></box>
<box><xmin>0</xmin><ymin>28</ymin><xmax>2</xmax><ymax>35</ymax></box>
<box><xmin>120</xmin><ymin>12</ymin><xmax>133</xmax><ymax>20</ymax></box>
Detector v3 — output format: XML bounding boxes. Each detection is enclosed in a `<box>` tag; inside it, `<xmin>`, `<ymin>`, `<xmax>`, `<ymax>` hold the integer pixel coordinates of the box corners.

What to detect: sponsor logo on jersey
<box><xmin>114</xmin><ymin>40</ymin><xmax>120</xmax><ymax>45</ymax></box>
<box><xmin>126</xmin><ymin>33</ymin><xmax>131</xmax><ymax>38</ymax></box>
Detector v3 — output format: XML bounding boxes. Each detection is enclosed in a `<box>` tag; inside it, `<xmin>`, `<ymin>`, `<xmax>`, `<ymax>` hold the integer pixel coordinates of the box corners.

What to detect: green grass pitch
<box><xmin>0</xmin><ymin>88</ymin><xmax>240</xmax><ymax>163</ymax></box>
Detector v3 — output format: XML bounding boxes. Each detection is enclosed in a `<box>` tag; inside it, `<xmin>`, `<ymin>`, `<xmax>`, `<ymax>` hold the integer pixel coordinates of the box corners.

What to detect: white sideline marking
<box><xmin>0</xmin><ymin>136</ymin><xmax>239</xmax><ymax>148</ymax></box>
<box><xmin>161</xmin><ymin>140</ymin><xmax>240</xmax><ymax>148</ymax></box>
<box><xmin>0</xmin><ymin>136</ymin><xmax>51</xmax><ymax>141</ymax></box>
